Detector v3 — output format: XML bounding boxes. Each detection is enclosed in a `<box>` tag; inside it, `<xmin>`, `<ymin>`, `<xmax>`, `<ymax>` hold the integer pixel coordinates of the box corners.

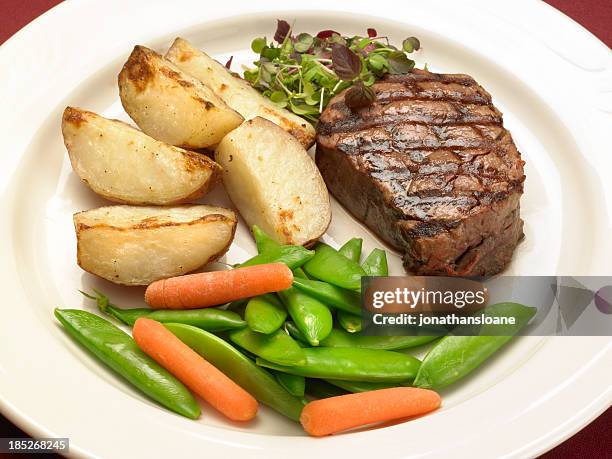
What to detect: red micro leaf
<box><xmin>331</xmin><ymin>44</ymin><xmax>362</xmax><ymax>80</ymax></box>
<box><xmin>367</xmin><ymin>28</ymin><xmax>377</xmax><ymax>38</ymax></box>
<box><xmin>316</xmin><ymin>29</ymin><xmax>340</xmax><ymax>39</ymax></box>
<box><xmin>224</xmin><ymin>56</ymin><xmax>233</xmax><ymax>69</ymax></box>
<box><xmin>274</xmin><ymin>19</ymin><xmax>291</xmax><ymax>43</ymax></box>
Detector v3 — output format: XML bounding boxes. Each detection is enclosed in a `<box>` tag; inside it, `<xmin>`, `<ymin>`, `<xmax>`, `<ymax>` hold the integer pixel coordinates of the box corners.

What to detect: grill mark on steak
<box><xmin>319</xmin><ymin>83</ymin><xmax>499</xmax><ymax>135</ymax></box>
<box><xmin>317</xmin><ymin>102</ymin><xmax>503</xmax><ymax>135</ymax></box>
<box><xmin>326</xmin><ymin>123</ymin><xmax>505</xmax><ymax>153</ymax></box>
<box><xmin>383</xmin><ymin>70</ymin><xmax>480</xmax><ymax>86</ymax></box>
<box><xmin>316</xmin><ymin>69</ymin><xmax>525</xmax><ymax>276</ymax></box>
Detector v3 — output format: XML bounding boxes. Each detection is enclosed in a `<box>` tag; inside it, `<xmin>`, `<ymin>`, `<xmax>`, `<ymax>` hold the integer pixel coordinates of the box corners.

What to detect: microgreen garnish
<box><xmin>316</xmin><ymin>30</ymin><xmax>340</xmax><ymax>39</ymax></box>
<box><xmin>402</xmin><ymin>37</ymin><xmax>421</xmax><ymax>53</ymax></box>
<box><xmin>331</xmin><ymin>44</ymin><xmax>362</xmax><ymax>80</ymax></box>
<box><xmin>274</xmin><ymin>19</ymin><xmax>291</xmax><ymax>43</ymax></box>
<box><xmin>244</xmin><ymin>21</ymin><xmax>421</xmax><ymax>122</ymax></box>
<box><xmin>387</xmin><ymin>51</ymin><xmax>415</xmax><ymax>74</ymax></box>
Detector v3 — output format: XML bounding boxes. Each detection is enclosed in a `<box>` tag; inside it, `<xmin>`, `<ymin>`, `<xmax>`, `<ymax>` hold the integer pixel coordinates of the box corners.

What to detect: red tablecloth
<box><xmin>0</xmin><ymin>1</ymin><xmax>610</xmax><ymax>457</ymax></box>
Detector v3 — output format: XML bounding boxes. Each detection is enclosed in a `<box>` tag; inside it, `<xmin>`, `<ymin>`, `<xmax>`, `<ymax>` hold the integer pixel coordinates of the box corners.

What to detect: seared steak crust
<box><xmin>316</xmin><ymin>70</ymin><xmax>525</xmax><ymax>276</ymax></box>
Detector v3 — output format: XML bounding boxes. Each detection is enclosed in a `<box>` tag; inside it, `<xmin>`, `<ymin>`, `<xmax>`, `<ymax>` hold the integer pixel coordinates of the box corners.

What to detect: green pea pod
<box><xmin>275</xmin><ymin>372</ymin><xmax>306</xmax><ymax>397</ymax></box>
<box><xmin>292</xmin><ymin>277</ymin><xmax>361</xmax><ymax>315</ymax></box>
<box><xmin>293</xmin><ymin>267</ymin><xmax>309</xmax><ymax>279</ymax></box>
<box><xmin>82</xmin><ymin>290</ymin><xmax>149</xmax><ymax>326</ymax></box>
<box><xmin>323</xmin><ymin>328</ymin><xmax>439</xmax><ymax>350</ymax></box>
<box><xmin>286</xmin><ymin>324</ymin><xmax>437</xmax><ymax>350</ymax></box>
<box><xmin>305</xmin><ymin>379</ymin><xmax>348</xmax><ymax>399</ymax></box>
<box><xmin>54</xmin><ymin>309</ymin><xmax>200</xmax><ymax>419</ymax></box>
<box><xmin>245</xmin><ymin>294</ymin><xmax>286</xmax><ymax>334</ymax></box>
<box><xmin>338</xmin><ymin>238</ymin><xmax>363</xmax><ymax>263</ymax></box>
<box><xmin>146</xmin><ymin>309</ymin><xmax>246</xmax><ymax>331</ymax></box>
<box><xmin>326</xmin><ymin>379</ymin><xmax>398</xmax><ymax>393</ymax></box>
<box><xmin>252</xmin><ymin>225</ymin><xmax>281</xmax><ymax>253</ymax></box>
<box><xmin>165</xmin><ymin>323</ymin><xmax>304</xmax><ymax>421</ymax></box>
<box><xmin>228</xmin><ymin>327</ymin><xmax>306</xmax><ymax>366</ymax></box>
<box><xmin>361</xmin><ymin>248</ymin><xmax>389</xmax><ymax>276</ymax></box>
<box><xmin>337</xmin><ymin>310</ymin><xmax>362</xmax><ymax>333</ymax></box>
<box><xmin>239</xmin><ymin>245</ymin><xmax>315</xmax><ymax>270</ymax></box>
<box><xmin>279</xmin><ymin>267</ymin><xmax>331</xmax><ymax>346</ymax></box>
<box><xmin>303</xmin><ymin>243</ymin><xmax>366</xmax><ymax>290</ymax></box>
<box><xmin>226</xmin><ymin>299</ymin><xmax>248</xmax><ymax>315</ymax></box>
<box><xmin>104</xmin><ymin>306</ymin><xmax>152</xmax><ymax>326</ymax></box>
<box><xmin>414</xmin><ymin>303</ymin><xmax>537</xmax><ymax>390</ymax></box>
<box><xmin>257</xmin><ymin>347</ymin><xmax>421</xmax><ymax>382</ymax></box>
<box><xmin>278</xmin><ymin>285</ymin><xmax>333</xmax><ymax>346</ymax></box>
<box><xmin>87</xmin><ymin>290</ymin><xmax>246</xmax><ymax>331</ymax></box>
<box><xmin>103</xmin><ymin>305</ymin><xmax>246</xmax><ymax>331</ymax></box>
<box><xmin>285</xmin><ymin>321</ymin><xmax>308</xmax><ymax>343</ymax></box>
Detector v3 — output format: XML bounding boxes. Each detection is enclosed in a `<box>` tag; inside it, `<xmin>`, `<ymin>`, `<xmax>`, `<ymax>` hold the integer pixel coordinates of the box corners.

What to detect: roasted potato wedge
<box><xmin>62</xmin><ymin>107</ymin><xmax>221</xmax><ymax>205</ymax></box>
<box><xmin>166</xmin><ymin>38</ymin><xmax>316</xmax><ymax>149</ymax></box>
<box><xmin>215</xmin><ymin>117</ymin><xmax>330</xmax><ymax>246</ymax></box>
<box><xmin>74</xmin><ymin>205</ymin><xmax>236</xmax><ymax>285</ymax></box>
<box><xmin>118</xmin><ymin>45</ymin><xmax>243</xmax><ymax>148</ymax></box>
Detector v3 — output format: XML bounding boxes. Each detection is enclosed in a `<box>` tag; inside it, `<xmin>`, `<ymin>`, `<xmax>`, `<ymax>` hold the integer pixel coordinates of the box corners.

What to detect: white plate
<box><xmin>0</xmin><ymin>0</ymin><xmax>611</xmax><ymax>457</ymax></box>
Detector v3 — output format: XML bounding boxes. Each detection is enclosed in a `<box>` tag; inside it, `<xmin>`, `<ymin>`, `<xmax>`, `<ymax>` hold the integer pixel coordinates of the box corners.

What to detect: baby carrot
<box><xmin>145</xmin><ymin>263</ymin><xmax>293</xmax><ymax>309</ymax></box>
<box><xmin>133</xmin><ymin>318</ymin><xmax>258</xmax><ymax>421</ymax></box>
<box><xmin>300</xmin><ymin>387</ymin><xmax>441</xmax><ymax>436</ymax></box>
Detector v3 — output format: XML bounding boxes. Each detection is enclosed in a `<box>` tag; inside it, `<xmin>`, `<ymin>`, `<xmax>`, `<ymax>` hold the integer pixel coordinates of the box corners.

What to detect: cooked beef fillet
<box><xmin>316</xmin><ymin>69</ymin><xmax>525</xmax><ymax>276</ymax></box>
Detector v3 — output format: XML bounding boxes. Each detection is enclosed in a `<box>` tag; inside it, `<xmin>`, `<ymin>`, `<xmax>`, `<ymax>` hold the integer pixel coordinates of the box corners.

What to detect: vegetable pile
<box><xmin>55</xmin><ymin>226</ymin><xmax>536</xmax><ymax>436</ymax></box>
<box><xmin>244</xmin><ymin>20</ymin><xmax>421</xmax><ymax>121</ymax></box>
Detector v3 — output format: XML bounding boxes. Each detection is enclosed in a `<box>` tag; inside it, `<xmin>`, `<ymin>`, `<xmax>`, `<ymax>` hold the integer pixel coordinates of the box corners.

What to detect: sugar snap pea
<box><xmin>102</xmin><ymin>306</ymin><xmax>151</xmax><ymax>326</ymax></box>
<box><xmin>303</xmin><ymin>243</ymin><xmax>366</xmax><ymax>290</ymax></box>
<box><xmin>285</xmin><ymin>321</ymin><xmax>308</xmax><ymax>341</ymax></box>
<box><xmin>286</xmin><ymin>323</ymin><xmax>437</xmax><ymax>350</ymax></box>
<box><xmin>278</xmin><ymin>278</ymin><xmax>333</xmax><ymax>347</ymax></box>
<box><xmin>414</xmin><ymin>302</ymin><xmax>537</xmax><ymax>389</ymax></box>
<box><xmin>228</xmin><ymin>327</ymin><xmax>306</xmax><ymax>366</ymax></box>
<box><xmin>86</xmin><ymin>290</ymin><xmax>246</xmax><ymax>331</ymax></box>
<box><xmin>245</xmin><ymin>294</ymin><xmax>286</xmax><ymax>334</ymax></box>
<box><xmin>239</xmin><ymin>245</ymin><xmax>314</xmax><ymax>269</ymax></box>
<box><xmin>112</xmin><ymin>307</ymin><xmax>245</xmax><ymax>331</ymax></box>
<box><xmin>226</xmin><ymin>299</ymin><xmax>248</xmax><ymax>315</ymax></box>
<box><xmin>142</xmin><ymin>309</ymin><xmax>245</xmax><ymax>331</ymax></box>
<box><xmin>82</xmin><ymin>290</ymin><xmax>148</xmax><ymax>325</ymax></box>
<box><xmin>337</xmin><ymin>310</ymin><xmax>362</xmax><ymax>333</ymax></box>
<box><xmin>248</xmin><ymin>226</ymin><xmax>315</xmax><ymax>268</ymax></box>
<box><xmin>165</xmin><ymin>323</ymin><xmax>304</xmax><ymax>421</ymax></box>
<box><xmin>321</xmin><ymin>328</ymin><xmax>439</xmax><ymax>350</ymax></box>
<box><xmin>275</xmin><ymin>372</ymin><xmax>306</xmax><ymax>397</ymax></box>
<box><xmin>361</xmin><ymin>248</ymin><xmax>389</xmax><ymax>276</ymax></box>
<box><xmin>292</xmin><ymin>277</ymin><xmax>361</xmax><ymax>315</ymax></box>
<box><xmin>257</xmin><ymin>347</ymin><xmax>421</xmax><ymax>382</ymax></box>
<box><xmin>305</xmin><ymin>379</ymin><xmax>349</xmax><ymax>399</ymax></box>
<box><xmin>54</xmin><ymin>309</ymin><xmax>200</xmax><ymax>419</ymax></box>
<box><xmin>326</xmin><ymin>379</ymin><xmax>398</xmax><ymax>393</ymax></box>
<box><xmin>252</xmin><ymin>225</ymin><xmax>281</xmax><ymax>253</ymax></box>
<box><xmin>293</xmin><ymin>267</ymin><xmax>309</xmax><ymax>279</ymax></box>
<box><xmin>338</xmin><ymin>238</ymin><xmax>363</xmax><ymax>263</ymax></box>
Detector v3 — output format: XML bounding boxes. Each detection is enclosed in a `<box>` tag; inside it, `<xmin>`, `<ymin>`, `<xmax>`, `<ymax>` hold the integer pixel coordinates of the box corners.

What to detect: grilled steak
<box><xmin>316</xmin><ymin>69</ymin><xmax>525</xmax><ymax>276</ymax></box>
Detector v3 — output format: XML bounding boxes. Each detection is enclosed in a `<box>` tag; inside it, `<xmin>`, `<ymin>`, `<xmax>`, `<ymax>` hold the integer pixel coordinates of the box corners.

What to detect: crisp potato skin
<box><xmin>166</xmin><ymin>38</ymin><xmax>316</xmax><ymax>149</ymax></box>
<box><xmin>62</xmin><ymin>107</ymin><xmax>222</xmax><ymax>205</ymax></box>
<box><xmin>118</xmin><ymin>45</ymin><xmax>243</xmax><ymax>148</ymax></box>
<box><xmin>74</xmin><ymin>205</ymin><xmax>237</xmax><ymax>285</ymax></box>
<box><xmin>215</xmin><ymin>117</ymin><xmax>331</xmax><ymax>246</ymax></box>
